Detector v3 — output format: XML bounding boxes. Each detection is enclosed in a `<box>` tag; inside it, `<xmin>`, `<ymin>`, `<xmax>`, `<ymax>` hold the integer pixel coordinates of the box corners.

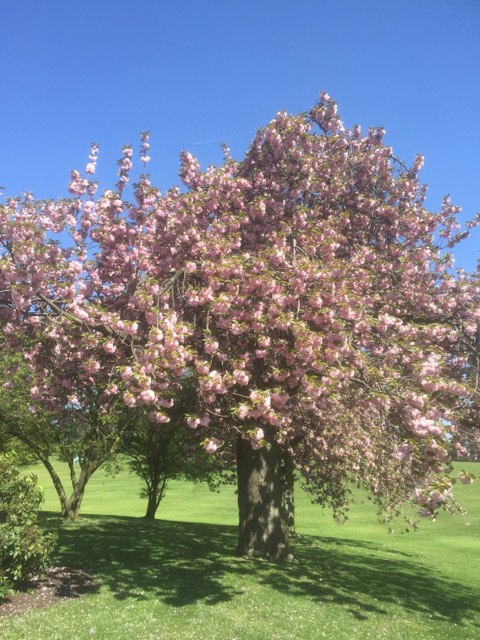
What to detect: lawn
<box><xmin>1</xmin><ymin>461</ymin><xmax>479</xmax><ymax>640</ymax></box>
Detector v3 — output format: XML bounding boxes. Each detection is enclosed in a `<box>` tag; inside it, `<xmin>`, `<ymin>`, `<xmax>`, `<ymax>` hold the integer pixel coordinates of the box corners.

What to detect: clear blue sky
<box><xmin>2</xmin><ymin>0</ymin><xmax>479</xmax><ymax>270</ymax></box>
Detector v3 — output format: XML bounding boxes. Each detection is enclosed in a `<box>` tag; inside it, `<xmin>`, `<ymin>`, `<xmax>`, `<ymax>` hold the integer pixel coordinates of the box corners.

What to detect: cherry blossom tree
<box><xmin>1</xmin><ymin>97</ymin><xmax>478</xmax><ymax>558</ymax></box>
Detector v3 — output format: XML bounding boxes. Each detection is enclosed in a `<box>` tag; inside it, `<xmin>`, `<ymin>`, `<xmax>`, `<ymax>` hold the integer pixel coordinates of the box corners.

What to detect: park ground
<box><xmin>0</xmin><ymin>461</ymin><xmax>479</xmax><ymax>640</ymax></box>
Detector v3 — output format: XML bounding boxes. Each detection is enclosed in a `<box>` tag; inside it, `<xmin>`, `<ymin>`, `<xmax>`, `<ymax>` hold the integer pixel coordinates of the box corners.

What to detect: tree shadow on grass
<box><xmin>261</xmin><ymin>535</ymin><xmax>479</xmax><ymax>624</ymax></box>
<box><xmin>42</xmin><ymin>513</ymin><xmax>480</xmax><ymax>629</ymax></box>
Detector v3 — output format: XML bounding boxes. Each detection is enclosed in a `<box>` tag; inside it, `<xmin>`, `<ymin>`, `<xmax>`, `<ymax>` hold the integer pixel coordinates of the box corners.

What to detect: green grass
<box><xmin>1</xmin><ymin>461</ymin><xmax>479</xmax><ymax>640</ymax></box>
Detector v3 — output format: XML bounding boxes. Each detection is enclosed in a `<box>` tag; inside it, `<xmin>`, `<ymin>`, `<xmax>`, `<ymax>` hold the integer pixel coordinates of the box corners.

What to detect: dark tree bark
<box><xmin>144</xmin><ymin>475</ymin><xmax>167</xmax><ymax>520</ymax></box>
<box><xmin>282</xmin><ymin>449</ymin><xmax>296</xmax><ymax>537</ymax></box>
<box><xmin>235</xmin><ymin>427</ymin><xmax>293</xmax><ymax>560</ymax></box>
<box><xmin>144</xmin><ymin>498</ymin><xmax>158</xmax><ymax>521</ymax></box>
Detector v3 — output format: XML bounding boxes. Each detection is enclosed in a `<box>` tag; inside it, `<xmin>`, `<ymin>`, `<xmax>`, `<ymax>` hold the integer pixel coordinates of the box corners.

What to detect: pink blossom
<box><xmin>103</xmin><ymin>341</ymin><xmax>116</xmax><ymax>354</ymax></box>
<box><xmin>196</xmin><ymin>361</ymin><xmax>210</xmax><ymax>375</ymax></box>
<box><xmin>82</xmin><ymin>359</ymin><xmax>101</xmax><ymax>375</ymax></box>
<box><xmin>393</xmin><ymin>443</ymin><xmax>412</xmax><ymax>462</ymax></box>
<box><xmin>205</xmin><ymin>339</ymin><xmax>219</xmax><ymax>354</ymax></box>
<box><xmin>233</xmin><ymin>369</ymin><xmax>249</xmax><ymax>385</ymax></box>
<box><xmin>123</xmin><ymin>392</ymin><xmax>136</xmax><ymax>407</ymax></box>
<box><xmin>105</xmin><ymin>384</ymin><xmax>118</xmax><ymax>395</ymax></box>
<box><xmin>121</xmin><ymin>366</ymin><xmax>133</xmax><ymax>380</ymax></box>
<box><xmin>203</xmin><ymin>438</ymin><xmax>222</xmax><ymax>454</ymax></box>
<box><xmin>237</xmin><ymin>404</ymin><xmax>249</xmax><ymax>419</ymax></box>
<box><xmin>252</xmin><ymin>428</ymin><xmax>264</xmax><ymax>442</ymax></box>
<box><xmin>69</xmin><ymin>261</ymin><xmax>84</xmax><ymax>274</ymax></box>
<box><xmin>149</xmin><ymin>328</ymin><xmax>164</xmax><ymax>343</ymax></box>
<box><xmin>139</xmin><ymin>389</ymin><xmax>156</xmax><ymax>403</ymax></box>
<box><xmin>153</xmin><ymin>412</ymin><xmax>170</xmax><ymax>423</ymax></box>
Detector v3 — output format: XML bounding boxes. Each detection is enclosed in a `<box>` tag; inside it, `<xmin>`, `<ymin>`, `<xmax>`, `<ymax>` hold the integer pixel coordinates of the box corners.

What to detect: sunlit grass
<box><xmin>1</xmin><ymin>461</ymin><xmax>478</xmax><ymax>640</ymax></box>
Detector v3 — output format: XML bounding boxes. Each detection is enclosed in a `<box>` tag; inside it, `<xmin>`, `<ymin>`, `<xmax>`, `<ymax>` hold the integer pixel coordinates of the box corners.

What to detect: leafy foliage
<box><xmin>0</xmin><ymin>454</ymin><xmax>56</xmax><ymax>597</ymax></box>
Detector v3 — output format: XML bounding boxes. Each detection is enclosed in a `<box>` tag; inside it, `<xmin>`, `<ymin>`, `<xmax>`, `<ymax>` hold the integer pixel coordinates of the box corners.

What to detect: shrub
<box><xmin>0</xmin><ymin>453</ymin><xmax>56</xmax><ymax>597</ymax></box>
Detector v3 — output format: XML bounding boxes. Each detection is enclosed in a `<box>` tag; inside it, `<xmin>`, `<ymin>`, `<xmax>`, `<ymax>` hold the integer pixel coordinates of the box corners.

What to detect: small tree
<box><xmin>0</xmin><ymin>453</ymin><xmax>56</xmax><ymax>597</ymax></box>
<box><xmin>0</xmin><ymin>350</ymin><xmax>125</xmax><ymax>520</ymax></box>
<box><xmin>120</xmin><ymin>376</ymin><xmax>225</xmax><ymax>519</ymax></box>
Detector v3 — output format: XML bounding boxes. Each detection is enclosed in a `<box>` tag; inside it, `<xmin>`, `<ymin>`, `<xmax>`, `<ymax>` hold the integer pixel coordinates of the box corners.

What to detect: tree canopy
<box><xmin>1</xmin><ymin>94</ymin><xmax>478</xmax><ymax>557</ymax></box>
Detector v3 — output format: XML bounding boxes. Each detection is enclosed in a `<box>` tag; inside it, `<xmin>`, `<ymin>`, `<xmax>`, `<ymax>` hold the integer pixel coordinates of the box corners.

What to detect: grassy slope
<box><xmin>1</xmin><ymin>460</ymin><xmax>479</xmax><ymax>640</ymax></box>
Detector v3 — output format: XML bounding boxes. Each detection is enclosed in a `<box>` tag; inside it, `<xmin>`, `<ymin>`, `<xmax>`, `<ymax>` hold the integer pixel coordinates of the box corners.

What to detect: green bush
<box><xmin>0</xmin><ymin>453</ymin><xmax>56</xmax><ymax>597</ymax></box>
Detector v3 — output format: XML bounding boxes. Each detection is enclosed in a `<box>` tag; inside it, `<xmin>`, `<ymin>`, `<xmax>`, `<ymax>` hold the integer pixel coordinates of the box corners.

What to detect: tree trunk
<box><xmin>282</xmin><ymin>450</ymin><xmax>296</xmax><ymax>537</ymax></box>
<box><xmin>235</xmin><ymin>427</ymin><xmax>293</xmax><ymax>560</ymax></box>
<box><xmin>40</xmin><ymin>456</ymin><xmax>97</xmax><ymax>520</ymax></box>
<box><xmin>144</xmin><ymin>497</ymin><xmax>158</xmax><ymax>520</ymax></box>
<box><xmin>60</xmin><ymin>463</ymin><xmax>96</xmax><ymax>520</ymax></box>
<box><xmin>61</xmin><ymin>489</ymin><xmax>84</xmax><ymax>521</ymax></box>
<box><xmin>143</xmin><ymin>476</ymin><xmax>167</xmax><ymax>520</ymax></box>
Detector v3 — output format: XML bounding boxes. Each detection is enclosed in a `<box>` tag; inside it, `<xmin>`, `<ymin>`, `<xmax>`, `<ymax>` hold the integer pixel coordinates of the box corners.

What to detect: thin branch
<box><xmin>35</xmin><ymin>292</ymin><xmax>118</xmax><ymax>338</ymax></box>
